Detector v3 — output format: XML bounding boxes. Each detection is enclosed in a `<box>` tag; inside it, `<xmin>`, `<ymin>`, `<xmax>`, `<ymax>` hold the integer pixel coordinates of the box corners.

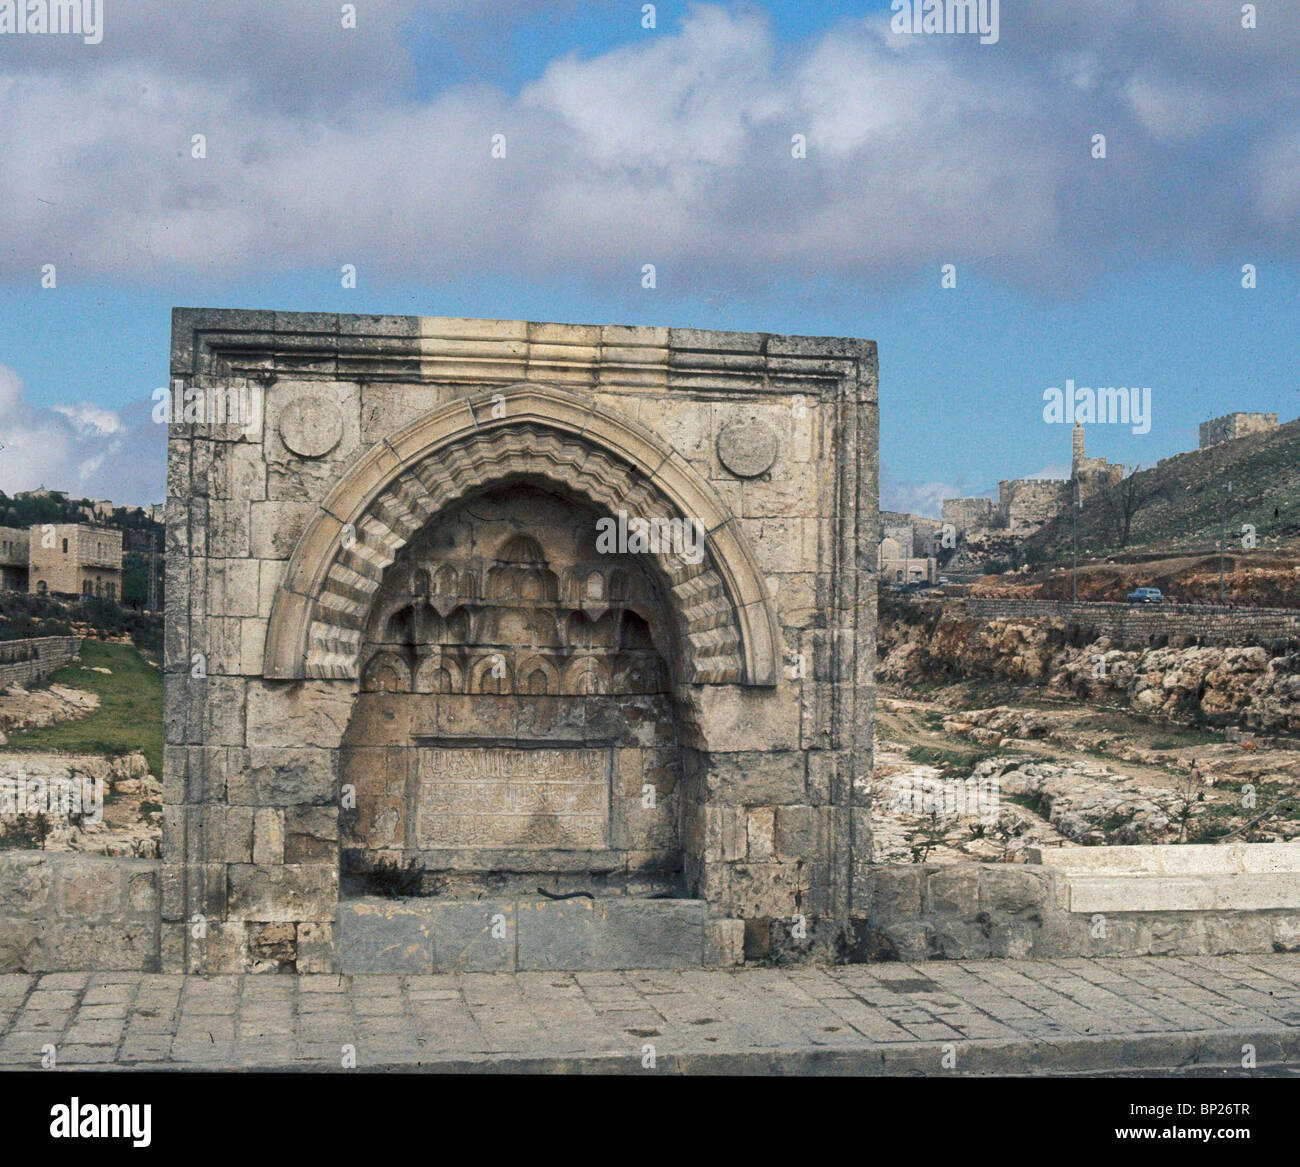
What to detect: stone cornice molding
<box><xmin>171</xmin><ymin>308</ymin><xmax>878</xmax><ymax>402</ymax></box>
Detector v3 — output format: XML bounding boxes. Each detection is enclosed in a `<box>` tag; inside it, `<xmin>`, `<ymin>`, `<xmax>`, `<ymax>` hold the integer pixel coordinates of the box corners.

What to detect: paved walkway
<box><xmin>2</xmin><ymin>954</ymin><xmax>1299</xmax><ymax>1074</ymax></box>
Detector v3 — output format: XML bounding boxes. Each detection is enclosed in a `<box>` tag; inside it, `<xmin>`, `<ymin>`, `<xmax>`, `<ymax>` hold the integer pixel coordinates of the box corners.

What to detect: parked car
<box><xmin>1126</xmin><ymin>587</ymin><xmax>1164</xmax><ymax>604</ymax></box>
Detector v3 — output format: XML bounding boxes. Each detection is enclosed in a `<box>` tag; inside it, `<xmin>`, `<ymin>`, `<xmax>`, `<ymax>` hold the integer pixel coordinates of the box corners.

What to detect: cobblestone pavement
<box><xmin>2</xmin><ymin>954</ymin><xmax>1298</xmax><ymax>1074</ymax></box>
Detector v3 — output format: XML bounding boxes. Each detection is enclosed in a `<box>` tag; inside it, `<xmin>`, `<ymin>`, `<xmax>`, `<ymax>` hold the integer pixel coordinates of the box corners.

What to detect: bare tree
<box><xmin>1100</xmin><ymin>464</ymin><xmax>1149</xmax><ymax>548</ymax></box>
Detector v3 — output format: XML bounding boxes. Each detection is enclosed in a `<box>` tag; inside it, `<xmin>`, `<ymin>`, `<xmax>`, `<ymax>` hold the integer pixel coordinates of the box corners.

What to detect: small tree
<box><xmin>30</xmin><ymin>811</ymin><xmax>53</xmax><ymax>851</ymax></box>
<box><xmin>1170</xmin><ymin>772</ymin><xmax>1205</xmax><ymax>843</ymax></box>
<box><xmin>1101</xmin><ymin>464</ymin><xmax>1150</xmax><ymax>548</ymax></box>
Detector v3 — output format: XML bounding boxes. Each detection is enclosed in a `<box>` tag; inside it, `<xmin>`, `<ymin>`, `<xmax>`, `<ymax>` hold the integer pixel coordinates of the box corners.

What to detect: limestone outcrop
<box><xmin>880</xmin><ymin>605</ymin><xmax>1300</xmax><ymax>731</ymax></box>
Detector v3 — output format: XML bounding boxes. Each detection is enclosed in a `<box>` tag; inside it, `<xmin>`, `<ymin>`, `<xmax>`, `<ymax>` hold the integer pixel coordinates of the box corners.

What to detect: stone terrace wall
<box><xmin>941</xmin><ymin>497</ymin><xmax>998</xmax><ymax>536</ymax></box>
<box><xmin>964</xmin><ymin>599</ymin><xmax>1300</xmax><ymax>647</ymax></box>
<box><xmin>0</xmin><ymin>853</ymin><xmax>161</xmax><ymax>973</ymax></box>
<box><xmin>0</xmin><ymin>637</ymin><xmax>81</xmax><ymax>689</ymax></box>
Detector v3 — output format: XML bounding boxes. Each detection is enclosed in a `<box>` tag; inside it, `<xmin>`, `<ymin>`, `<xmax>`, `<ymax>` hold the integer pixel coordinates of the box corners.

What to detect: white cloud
<box><xmin>1123</xmin><ymin>73</ymin><xmax>1242</xmax><ymax>141</ymax></box>
<box><xmin>0</xmin><ymin>365</ymin><xmax>162</xmax><ymax>503</ymax></box>
<box><xmin>880</xmin><ymin>469</ymin><xmax>982</xmax><ymax>520</ymax></box>
<box><xmin>52</xmin><ymin>403</ymin><xmax>125</xmax><ymax>437</ymax></box>
<box><xmin>0</xmin><ymin>2</ymin><xmax>1294</xmax><ymax>292</ymax></box>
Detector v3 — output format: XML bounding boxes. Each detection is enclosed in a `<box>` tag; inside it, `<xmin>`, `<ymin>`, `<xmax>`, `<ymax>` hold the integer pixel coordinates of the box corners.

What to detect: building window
<box><xmin>37</xmin><ymin>580</ymin><xmax>47</xmax><ymax>595</ymax></box>
<box><xmin>83</xmin><ymin>580</ymin><xmax>94</xmax><ymax>597</ymax></box>
<box><xmin>62</xmin><ymin>538</ymin><xmax>68</xmax><ymax>553</ymax></box>
<box><xmin>105</xmin><ymin>582</ymin><xmax>115</xmax><ymax>600</ymax></box>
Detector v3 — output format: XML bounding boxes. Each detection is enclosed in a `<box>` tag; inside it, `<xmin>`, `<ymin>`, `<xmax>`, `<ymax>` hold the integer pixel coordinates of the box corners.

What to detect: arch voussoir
<box><xmin>264</xmin><ymin>385</ymin><xmax>780</xmax><ymax>686</ymax></box>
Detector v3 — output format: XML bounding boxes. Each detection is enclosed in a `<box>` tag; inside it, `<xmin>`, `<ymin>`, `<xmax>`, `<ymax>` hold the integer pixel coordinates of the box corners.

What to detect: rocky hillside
<box><xmin>879</xmin><ymin>601</ymin><xmax>1300</xmax><ymax>733</ymax></box>
<box><xmin>1023</xmin><ymin>415</ymin><xmax>1300</xmax><ymax>559</ymax></box>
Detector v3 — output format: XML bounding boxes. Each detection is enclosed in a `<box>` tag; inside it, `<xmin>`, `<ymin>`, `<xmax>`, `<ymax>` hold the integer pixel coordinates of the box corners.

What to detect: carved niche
<box><xmin>340</xmin><ymin>484</ymin><xmax>683</xmax><ymax>891</ymax></box>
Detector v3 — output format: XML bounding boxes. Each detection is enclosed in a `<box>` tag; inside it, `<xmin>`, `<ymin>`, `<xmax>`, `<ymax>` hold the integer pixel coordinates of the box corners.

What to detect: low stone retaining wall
<box><xmin>964</xmin><ymin>598</ymin><xmax>1300</xmax><ymax>648</ymax></box>
<box><xmin>6</xmin><ymin>846</ymin><xmax>1298</xmax><ymax>973</ymax></box>
<box><xmin>338</xmin><ymin>896</ymin><xmax>711</xmax><ymax>973</ymax></box>
<box><xmin>866</xmin><ymin>843</ymin><xmax>1300</xmax><ymax>961</ymax></box>
<box><xmin>0</xmin><ymin>637</ymin><xmax>81</xmax><ymax>689</ymax></box>
<box><xmin>1030</xmin><ymin>842</ymin><xmax>1300</xmax><ymax>913</ymax></box>
<box><xmin>0</xmin><ymin>852</ymin><xmax>161</xmax><ymax>973</ymax></box>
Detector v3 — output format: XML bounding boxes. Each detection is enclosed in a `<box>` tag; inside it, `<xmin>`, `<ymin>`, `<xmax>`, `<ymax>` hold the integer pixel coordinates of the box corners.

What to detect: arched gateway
<box><xmin>163</xmin><ymin>311</ymin><xmax>878</xmax><ymax>973</ymax></box>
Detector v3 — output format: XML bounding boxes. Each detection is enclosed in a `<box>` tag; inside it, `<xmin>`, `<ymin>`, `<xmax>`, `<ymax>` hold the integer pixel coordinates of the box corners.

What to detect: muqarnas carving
<box><xmin>341</xmin><ymin>485</ymin><xmax>684</xmax><ymax>896</ymax></box>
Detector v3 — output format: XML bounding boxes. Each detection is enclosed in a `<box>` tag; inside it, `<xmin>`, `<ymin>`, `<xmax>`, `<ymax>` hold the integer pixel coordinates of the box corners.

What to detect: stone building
<box><xmin>77</xmin><ymin>499</ymin><xmax>116</xmax><ymax>523</ymax></box>
<box><xmin>164</xmin><ymin>309</ymin><xmax>879</xmax><ymax>973</ymax></box>
<box><xmin>943</xmin><ymin>423</ymin><xmax>1123</xmax><ymax>541</ymax></box>
<box><xmin>1070</xmin><ymin>422</ymin><xmax>1124</xmax><ymax>501</ymax></box>
<box><xmin>881</xmin><ymin>522</ymin><xmax>914</xmax><ymax>552</ymax></box>
<box><xmin>877</xmin><ymin>537</ymin><xmax>935</xmax><ymax>586</ymax></box>
<box><xmin>27</xmin><ymin>523</ymin><xmax>122</xmax><ymax>599</ymax></box>
<box><xmin>1199</xmin><ymin>412</ymin><xmax>1279</xmax><ymax>449</ymax></box>
<box><xmin>0</xmin><ymin>526</ymin><xmax>29</xmax><ymax>592</ymax></box>
<box><xmin>877</xmin><ymin>519</ymin><xmax>936</xmax><ymax>585</ymax></box>
<box><xmin>941</xmin><ymin>497</ymin><xmax>998</xmax><ymax>538</ymax></box>
<box><xmin>879</xmin><ymin>511</ymin><xmax>942</xmax><ymax>558</ymax></box>
<box><xmin>997</xmin><ymin>477</ymin><xmax>1071</xmax><ymax>533</ymax></box>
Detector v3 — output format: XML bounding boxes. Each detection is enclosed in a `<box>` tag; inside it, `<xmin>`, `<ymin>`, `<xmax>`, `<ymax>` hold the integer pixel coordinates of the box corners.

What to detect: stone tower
<box><xmin>1071</xmin><ymin>422</ymin><xmax>1085</xmax><ymax>476</ymax></box>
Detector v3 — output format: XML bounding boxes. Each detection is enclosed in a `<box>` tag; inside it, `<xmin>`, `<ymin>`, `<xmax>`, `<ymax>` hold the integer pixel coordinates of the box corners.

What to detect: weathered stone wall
<box><xmin>882</xmin><ymin>524</ymin><xmax>914</xmax><ymax>557</ymax></box>
<box><xmin>0</xmin><ymin>526</ymin><xmax>30</xmax><ymax>592</ymax></box>
<box><xmin>0</xmin><ymin>852</ymin><xmax>161</xmax><ymax>972</ymax></box>
<box><xmin>997</xmin><ymin>478</ymin><xmax>1071</xmax><ymax>532</ymax></box>
<box><xmin>1200</xmin><ymin>412</ymin><xmax>1279</xmax><ymax>449</ymax></box>
<box><xmin>0</xmin><ymin>636</ymin><xmax>81</xmax><ymax>689</ymax></box>
<box><xmin>165</xmin><ymin>310</ymin><xmax>878</xmax><ymax>972</ymax></box>
<box><xmin>881</xmin><ymin>511</ymin><xmax>941</xmax><ymax>556</ymax></box>
<box><xmin>866</xmin><ymin>859</ymin><xmax>1300</xmax><ymax>961</ymax></box>
<box><xmin>964</xmin><ymin>598</ymin><xmax>1300</xmax><ymax>647</ymax></box>
<box><xmin>941</xmin><ymin>497</ymin><xmax>998</xmax><ymax>536</ymax></box>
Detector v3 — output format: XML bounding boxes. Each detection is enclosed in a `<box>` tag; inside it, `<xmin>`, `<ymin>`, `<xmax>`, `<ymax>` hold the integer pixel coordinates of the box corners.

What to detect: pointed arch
<box><xmin>264</xmin><ymin>384</ymin><xmax>780</xmax><ymax>685</ymax></box>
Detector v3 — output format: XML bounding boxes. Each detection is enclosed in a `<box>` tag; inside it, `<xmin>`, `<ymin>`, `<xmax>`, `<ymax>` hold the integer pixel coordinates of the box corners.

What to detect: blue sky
<box><xmin>1</xmin><ymin>0</ymin><xmax>1297</xmax><ymax>512</ymax></box>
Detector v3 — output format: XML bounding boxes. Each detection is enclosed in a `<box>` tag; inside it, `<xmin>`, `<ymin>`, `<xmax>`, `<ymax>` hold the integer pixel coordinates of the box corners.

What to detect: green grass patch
<box><xmin>1185</xmin><ymin>822</ymin><xmax>1235</xmax><ymax>844</ymax></box>
<box><xmin>1147</xmin><ymin>728</ymin><xmax>1227</xmax><ymax>750</ymax></box>
<box><xmin>904</xmin><ymin>743</ymin><xmax>1015</xmax><ymax>782</ymax></box>
<box><xmin>906</xmin><ymin>745</ymin><xmax>981</xmax><ymax>768</ymax></box>
<box><xmin>3</xmin><ymin>640</ymin><xmax>163</xmax><ymax>777</ymax></box>
<box><xmin>1195</xmin><ymin>782</ymin><xmax>1300</xmax><ymax>823</ymax></box>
